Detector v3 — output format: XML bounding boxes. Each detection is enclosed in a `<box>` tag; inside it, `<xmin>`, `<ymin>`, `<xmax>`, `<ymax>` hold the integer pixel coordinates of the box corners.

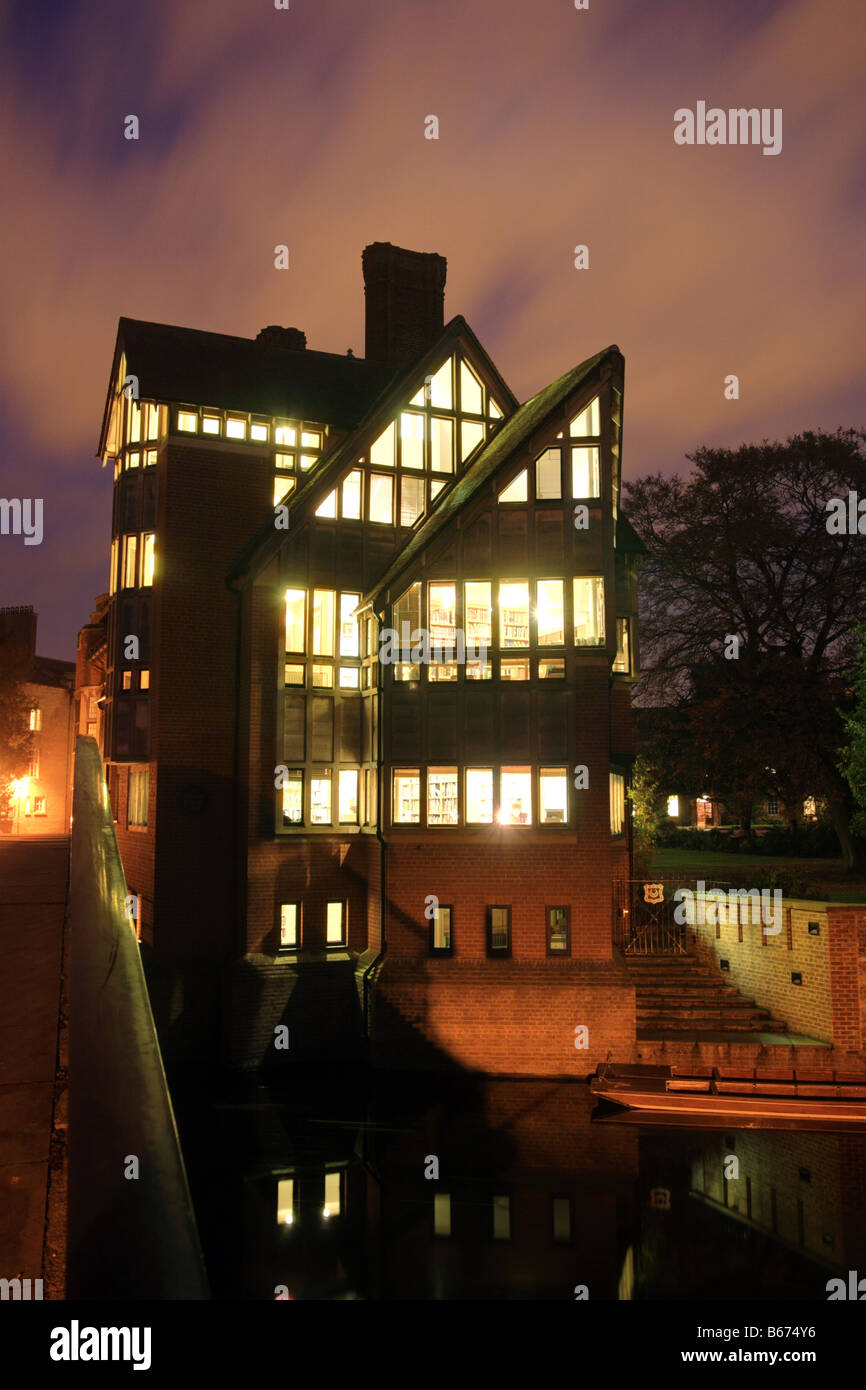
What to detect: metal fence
<box><xmin>612</xmin><ymin>877</ymin><xmax>733</xmax><ymax>955</ymax></box>
<box><xmin>67</xmin><ymin>736</ymin><xmax>209</xmax><ymax>1299</ymax></box>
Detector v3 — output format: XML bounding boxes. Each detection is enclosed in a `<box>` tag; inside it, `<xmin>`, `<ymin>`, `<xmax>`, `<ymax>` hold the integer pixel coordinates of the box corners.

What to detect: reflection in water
<box><xmin>170</xmin><ymin>1068</ymin><xmax>866</xmax><ymax>1301</ymax></box>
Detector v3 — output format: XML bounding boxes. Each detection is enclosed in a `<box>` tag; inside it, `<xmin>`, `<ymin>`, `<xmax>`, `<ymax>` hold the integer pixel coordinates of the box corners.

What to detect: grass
<box><xmin>649</xmin><ymin>848</ymin><xmax>866</xmax><ymax>904</ymax></box>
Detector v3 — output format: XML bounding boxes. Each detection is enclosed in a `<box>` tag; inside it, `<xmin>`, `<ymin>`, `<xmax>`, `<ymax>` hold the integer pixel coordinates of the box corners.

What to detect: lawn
<box><xmin>649</xmin><ymin>848</ymin><xmax>866</xmax><ymax>904</ymax></box>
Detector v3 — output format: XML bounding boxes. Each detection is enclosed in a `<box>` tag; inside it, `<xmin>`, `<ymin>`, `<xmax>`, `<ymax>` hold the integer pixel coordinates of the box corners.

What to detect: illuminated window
<box><xmin>312</xmin><ymin>664</ymin><xmax>333</xmax><ymax>688</ymax></box>
<box><xmin>127</xmin><ymin>401</ymin><xmax>142</xmax><ymax>443</ymax></box>
<box><xmin>277</xmin><ymin>1178</ymin><xmax>295</xmax><ymax>1226</ymax></box>
<box><xmin>125</xmin><ymin>450</ymin><xmax>140</xmax><ymax>471</ymax></box>
<box><xmin>109</xmin><ymin>538</ymin><xmax>118</xmax><ymax>595</ymax></box>
<box><xmin>339</xmin><ymin>770</ymin><xmax>358</xmax><ymax>823</ymax></box>
<box><xmin>325</xmin><ymin>904</ymin><xmax>345</xmax><ymax>948</ymax></box>
<box><xmin>487</xmin><ymin>906</ymin><xmax>511</xmax><ymax>956</ymax></box>
<box><xmin>32</xmin><ymin>796</ymin><xmax>46</xmax><ymax>816</ymax></box>
<box><xmin>369</xmin><ymin>473</ymin><xmax>393</xmax><ymax>524</ymax></box>
<box><xmin>140</xmin><ymin>670</ymin><xmax>150</xmax><ymax>690</ymax></box>
<box><xmin>275</xmin><ymin>453</ymin><xmax>295</xmax><ymax>470</ymax></box>
<box><xmin>552</xmin><ymin>1196</ymin><xmax>572</xmax><ymax>1243</ymax></box>
<box><xmin>428</xmin><ymin>768</ymin><xmax>458</xmax><ymax>826</ymax></box>
<box><xmin>339</xmin><ymin>667</ymin><xmax>359</xmax><ymax>689</ymax></box>
<box><xmin>547</xmin><ymin>906</ymin><xmax>570</xmax><ymax>954</ymax></box>
<box><xmin>311</xmin><ymin>770</ymin><xmax>332</xmax><ymax>824</ymax></box>
<box><xmin>273</xmin><ymin>475</ymin><xmax>295</xmax><ymax>505</ymax></box>
<box><xmin>667</xmin><ymin>795</ymin><xmax>679</xmax><ymax>818</ymax></box>
<box><xmin>251</xmin><ymin>422</ymin><xmax>269</xmax><ymax>443</ymax></box>
<box><xmin>498</xmin><ymin>471</ymin><xmax>527</xmax><ymax>504</ymax></box>
<box><xmin>313</xmin><ymin>590</ymin><xmax>335</xmax><ymax>656</ymax></box>
<box><xmin>394</xmin><ymin>663</ymin><xmax>420</xmax><ymax>682</ymax></box>
<box><xmin>282</xmin><ymin>770</ymin><xmax>303</xmax><ymax>825</ymax></box>
<box><xmin>323</xmin><ymin>1169</ymin><xmax>342</xmax><ymax>1215</ymax></box>
<box><xmin>466</xmin><ymin>768</ymin><xmax>493</xmax><ymax>823</ymax></box>
<box><xmin>489</xmin><ymin>398</ymin><xmax>503</xmax><ymax>420</ymax></box>
<box><xmin>122</xmin><ymin>671</ymin><xmax>133</xmax><ymax>691</ymax></box>
<box><xmin>466</xmin><ymin>660</ymin><xmax>492</xmax><ymax>680</ymax></box>
<box><xmin>536</xmin><ymin>580</ymin><xmax>564</xmax><ymax>646</ymax></box>
<box><xmin>535</xmin><ymin>448</ymin><xmax>561</xmax><ymax>500</ymax></box>
<box><xmin>492</xmin><ymin>1195</ymin><xmax>512</xmax><ymax>1240</ymax></box>
<box><xmin>339</xmin><ymin>593</ymin><xmax>360</xmax><ymax>657</ymax></box>
<box><xmin>29</xmin><ymin>707</ymin><xmax>42</xmax><ymax>732</ymax></box>
<box><xmin>128</xmin><ymin>768</ymin><xmax>149</xmax><ymax>827</ymax></box>
<box><xmin>202</xmin><ymin>415</ymin><xmax>220</xmax><ymax>435</ymax></box>
<box><xmin>370</xmin><ymin>422</ymin><xmax>395</xmax><ymax>467</ymax></box>
<box><xmin>280</xmin><ymin>903</ymin><xmax>299</xmax><ymax>950</ymax></box>
<box><xmin>300</xmin><ymin>455</ymin><xmax>317</xmax><ymax>471</ymax></box>
<box><xmin>429</xmin><ymin>358</ymin><xmax>453</xmax><ymax>409</ymax></box>
<box><xmin>285</xmin><ymin>589</ymin><xmax>306</xmax><ymax>653</ymax></box>
<box><xmin>394</xmin><ymin>581</ymin><xmax>422</xmax><ymax>639</ymax></box>
<box><xmin>540</xmin><ymin>767</ymin><xmax>567</xmax><ymax>824</ymax></box>
<box><xmin>573</xmin><ymin>577</ymin><xmax>605</xmax><ymax>645</ymax></box>
<box><xmin>122</xmin><ymin>534</ymin><xmax>138</xmax><ymax>589</ymax></box>
<box><xmin>341</xmin><ymin>470</ymin><xmax>362</xmax><ymax>519</ymax></box>
<box><xmin>275</xmin><ymin>424</ymin><xmax>297</xmax><ymax>447</ymax></box>
<box><xmin>500</xmin><ymin>768</ymin><xmax>531</xmax><ymax>825</ymax></box>
<box><xmin>429</xmin><ymin>583</ymin><xmax>456</xmax><ymax>652</ymax></box>
<box><xmin>393</xmin><ymin>770</ymin><xmax>420</xmax><ymax>824</ymax></box>
<box><xmin>465</xmin><ymin>581</ymin><xmax>491</xmax><ymax>650</ymax></box>
<box><xmin>500</xmin><ymin>581</ymin><xmax>529</xmax><ymax>648</ymax></box>
<box><xmin>430</xmin><ymin>479</ymin><xmax>446</xmax><ymax>502</ymax></box>
<box><xmin>431</xmin><ymin>416</ymin><xmax>454</xmax><ymax>473</ymax></box>
<box><xmin>400</xmin><ymin>412</ymin><xmax>425</xmax><ymax>469</ymax></box>
<box><xmin>570</xmin><ymin>396</ymin><xmax>600</xmax><ymax>436</ymax></box>
<box><xmin>224</xmin><ymin>418</ymin><xmax>246</xmax><ymax>440</ymax></box>
<box><xmin>285</xmin><ymin>663</ymin><xmax>304</xmax><ymax>686</ymax></box>
<box><xmin>315</xmin><ymin>489</ymin><xmax>337</xmax><ymax>518</ymax></box>
<box><xmin>610</xmin><ymin>771</ymin><xmax>625</xmax><ymax>836</ymax></box>
<box><xmin>460</xmin><ymin>359</ymin><xmax>484</xmax><ymax>414</ymax></box>
<box><xmin>539</xmin><ymin>657</ymin><xmax>565</xmax><ymax>679</ymax></box>
<box><xmin>430</xmin><ymin>905</ymin><xmax>453</xmax><ymax>954</ymax></box>
<box><xmin>400</xmin><ymin>475</ymin><xmax>425</xmax><ymax>526</ymax></box>
<box><xmin>302</xmin><ymin>430</ymin><xmax>322</xmax><ymax>449</ymax></box>
<box><xmin>572</xmin><ymin>446</ymin><xmax>601</xmax><ymax>501</ymax></box>
<box><xmin>613</xmin><ymin>617</ymin><xmax>631</xmax><ymax>673</ymax></box>
<box><xmin>501</xmin><ymin>657</ymin><xmax>530</xmax><ymax>680</ymax></box>
<box><xmin>28</xmin><ymin>747</ymin><xmax>40</xmax><ymax>777</ymax></box>
<box><xmin>177</xmin><ymin>410</ymin><xmax>197</xmax><ymax>432</ymax></box>
<box><xmin>141</xmin><ymin>533</ymin><xmax>155</xmax><ymax>587</ymax></box>
<box><xmin>144</xmin><ymin>449</ymin><xmax>157</xmax><ymax>468</ymax></box>
<box><xmin>460</xmin><ymin>420</ymin><xmax>485</xmax><ymax>461</ymax></box>
<box><xmin>144</xmin><ymin>403</ymin><xmax>160</xmax><ymax>440</ymax></box>
<box><xmin>433</xmin><ymin>1193</ymin><xmax>452</xmax><ymax>1236</ymax></box>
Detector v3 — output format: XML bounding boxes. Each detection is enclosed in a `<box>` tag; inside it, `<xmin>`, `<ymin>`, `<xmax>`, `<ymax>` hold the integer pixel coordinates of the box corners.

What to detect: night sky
<box><xmin>1</xmin><ymin>0</ymin><xmax>863</xmax><ymax>659</ymax></box>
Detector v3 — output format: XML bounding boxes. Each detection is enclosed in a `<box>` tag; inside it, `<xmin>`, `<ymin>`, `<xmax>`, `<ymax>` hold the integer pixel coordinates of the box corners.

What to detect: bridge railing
<box><xmin>67</xmin><ymin>736</ymin><xmax>209</xmax><ymax>1299</ymax></box>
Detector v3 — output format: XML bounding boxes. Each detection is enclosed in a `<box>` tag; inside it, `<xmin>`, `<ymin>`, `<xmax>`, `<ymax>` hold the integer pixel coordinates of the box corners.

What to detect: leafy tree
<box><xmin>626</xmin><ymin>428</ymin><xmax>866</xmax><ymax>868</ymax></box>
<box><xmin>839</xmin><ymin>622</ymin><xmax>866</xmax><ymax>838</ymax></box>
<box><xmin>627</xmin><ymin>754</ymin><xmax>665</xmax><ymax>855</ymax></box>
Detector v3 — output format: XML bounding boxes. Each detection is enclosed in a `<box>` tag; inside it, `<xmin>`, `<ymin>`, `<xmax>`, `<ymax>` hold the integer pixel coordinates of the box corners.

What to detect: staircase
<box><xmin>627</xmin><ymin>953</ymin><xmax>789</xmax><ymax>1038</ymax></box>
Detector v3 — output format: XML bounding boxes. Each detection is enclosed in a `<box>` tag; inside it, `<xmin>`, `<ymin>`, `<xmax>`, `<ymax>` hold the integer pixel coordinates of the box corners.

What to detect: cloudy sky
<box><xmin>0</xmin><ymin>0</ymin><xmax>863</xmax><ymax>657</ymax></box>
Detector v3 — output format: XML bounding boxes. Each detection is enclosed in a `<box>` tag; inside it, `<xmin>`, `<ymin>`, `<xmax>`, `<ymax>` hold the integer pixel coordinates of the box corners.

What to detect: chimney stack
<box><xmin>256</xmin><ymin>326</ymin><xmax>306</xmax><ymax>351</ymax></box>
<box><xmin>362</xmin><ymin>242</ymin><xmax>446</xmax><ymax>366</ymax></box>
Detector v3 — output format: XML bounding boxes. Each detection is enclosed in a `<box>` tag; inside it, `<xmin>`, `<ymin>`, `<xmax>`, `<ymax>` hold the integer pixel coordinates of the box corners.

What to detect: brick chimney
<box><xmin>0</xmin><ymin>604</ymin><xmax>37</xmax><ymax>671</ymax></box>
<box><xmin>362</xmin><ymin>242</ymin><xmax>447</xmax><ymax>366</ymax></box>
<box><xmin>256</xmin><ymin>326</ymin><xmax>306</xmax><ymax>351</ymax></box>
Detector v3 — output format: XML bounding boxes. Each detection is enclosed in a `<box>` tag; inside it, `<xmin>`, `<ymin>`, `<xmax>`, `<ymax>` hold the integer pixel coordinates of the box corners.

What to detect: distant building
<box><xmin>0</xmin><ymin>606</ymin><xmax>74</xmax><ymax>836</ymax></box>
<box><xmin>89</xmin><ymin>242</ymin><xmax>642</xmax><ymax>1071</ymax></box>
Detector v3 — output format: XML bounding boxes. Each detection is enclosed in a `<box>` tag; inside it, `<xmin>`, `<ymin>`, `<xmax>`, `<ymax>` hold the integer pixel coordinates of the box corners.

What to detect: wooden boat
<box><xmin>590</xmin><ymin>1062</ymin><xmax>866</xmax><ymax>1125</ymax></box>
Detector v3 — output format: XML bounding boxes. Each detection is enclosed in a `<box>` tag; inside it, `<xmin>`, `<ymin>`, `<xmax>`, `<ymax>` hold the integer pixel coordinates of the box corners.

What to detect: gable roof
<box><xmin>227</xmin><ymin>315</ymin><xmax>519</xmax><ymax>584</ymax></box>
<box><xmin>97</xmin><ymin>318</ymin><xmax>401</xmax><ymax>455</ymax></box>
<box><xmin>364</xmin><ymin>346</ymin><xmax>620</xmax><ymax>606</ymax></box>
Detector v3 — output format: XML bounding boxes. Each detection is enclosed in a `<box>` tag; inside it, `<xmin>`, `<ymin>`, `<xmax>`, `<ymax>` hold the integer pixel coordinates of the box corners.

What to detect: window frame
<box><xmin>429</xmin><ymin>904</ymin><xmax>454</xmax><ymax>956</ymax></box>
<box><xmin>278</xmin><ymin>901</ymin><xmax>301</xmax><ymax>953</ymax></box>
<box><xmin>546</xmin><ymin>905</ymin><xmax>571</xmax><ymax>956</ymax></box>
<box><xmin>486</xmin><ymin>905</ymin><xmax>512</xmax><ymax>958</ymax></box>
<box><xmin>325</xmin><ymin>900</ymin><xmax>347</xmax><ymax>949</ymax></box>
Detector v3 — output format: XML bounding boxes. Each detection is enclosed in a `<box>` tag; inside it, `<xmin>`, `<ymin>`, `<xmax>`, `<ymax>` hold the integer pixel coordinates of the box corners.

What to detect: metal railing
<box><xmin>67</xmin><ymin>736</ymin><xmax>209</xmax><ymax>1299</ymax></box>
<box><xmin>613</xmin><ymin>877</ymin><xmax>733</xmax><ymax>955</ymax></box>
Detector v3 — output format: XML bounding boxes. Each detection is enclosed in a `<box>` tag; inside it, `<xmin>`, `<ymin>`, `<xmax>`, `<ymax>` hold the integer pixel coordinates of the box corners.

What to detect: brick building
<box><xmin>91</xmin><ymin>242</ymin><xmax>642</xmax><ymax>1071</ymax></box>
<box><xmin>0</xmin><ymin>606</ymin><xmax>74</xmax><ymax>836</ymax></box>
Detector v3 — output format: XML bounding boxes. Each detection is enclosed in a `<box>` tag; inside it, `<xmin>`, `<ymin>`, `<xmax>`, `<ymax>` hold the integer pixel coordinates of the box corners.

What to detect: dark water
<box><xmin>170</xmin><ymin>1067</ymin><xmax>866</xmax><ymax>1301</ymax></box>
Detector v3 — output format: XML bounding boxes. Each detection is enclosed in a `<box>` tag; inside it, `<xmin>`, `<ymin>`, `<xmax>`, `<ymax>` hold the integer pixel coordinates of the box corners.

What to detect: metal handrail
<box><xmin>67</xmin><ymin>737</ymin><xmax>209</xmax><ymax>1299</ymax></box>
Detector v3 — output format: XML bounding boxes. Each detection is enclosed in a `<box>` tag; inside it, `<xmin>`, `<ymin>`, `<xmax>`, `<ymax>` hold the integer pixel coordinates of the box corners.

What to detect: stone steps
<box><xmin>626</xmin><ymin>951</ymin><xmax>789</xmax><ymax>1038</ymax></box>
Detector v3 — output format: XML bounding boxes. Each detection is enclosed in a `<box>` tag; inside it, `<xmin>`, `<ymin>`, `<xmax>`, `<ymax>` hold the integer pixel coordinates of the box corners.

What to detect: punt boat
<box><xmin>590</xmin><ymin>1062</ymin><xmax>866</xmax><ymax>1125</ymax></box>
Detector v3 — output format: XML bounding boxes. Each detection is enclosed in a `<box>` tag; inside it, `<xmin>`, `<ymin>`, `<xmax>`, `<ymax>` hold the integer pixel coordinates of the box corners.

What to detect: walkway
<box><xmin>0</xmin><ymin>836</ymin><xmax>68</xmax><ymax>1297</ymax></box>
